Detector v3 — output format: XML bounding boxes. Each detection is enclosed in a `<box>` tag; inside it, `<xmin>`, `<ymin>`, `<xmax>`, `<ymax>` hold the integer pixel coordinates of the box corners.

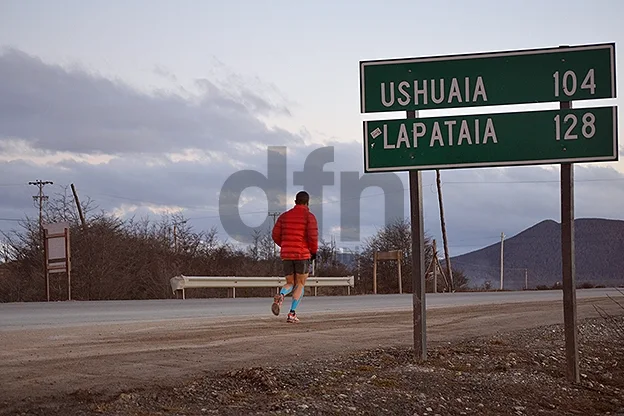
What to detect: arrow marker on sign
<box><xmin>370</xmin><ymin>127</ymin><xmax>382</xmax><ymax>139</ymax></box>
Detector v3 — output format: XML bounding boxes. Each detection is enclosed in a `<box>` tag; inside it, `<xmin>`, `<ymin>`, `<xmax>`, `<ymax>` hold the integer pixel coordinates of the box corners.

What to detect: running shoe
<box><xmin>271</xmin><ymin>294</ymin><xmax>284</xmax><ymax>316</ymax></box>
<box><xmin>286</xmin><ymin>311</ymin><xmax>299</xmax><ymax>323</ymax></box>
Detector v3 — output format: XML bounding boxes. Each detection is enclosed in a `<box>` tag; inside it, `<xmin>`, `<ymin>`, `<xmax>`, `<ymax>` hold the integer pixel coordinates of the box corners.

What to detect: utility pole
<box><xmin>29</xmin><ymin>180</ymin><xmax>53</xmax><ymax>239</ymax></box>
<box><xmin>268</xmin><ymin>211</ymin><xmax>280</xmax><ymax>226</ymax></box>
<box><xmin>500</xmin><ymin>232</ymin><xmax>505</xmax><ymax>290</ymax></box>
<box><xmin>70</xmin><ymin>184</ymin><xmax>86</xmax><ymax>230</ymax></box>
<box><xmin>268</xmin><ymin>211</ymin><xmax>281</xmax><ymax>258</ymax></box>
<box><xmin>433</xmin><ymin>242</ymin><xmax>438</xmax><ymax>294</ymax></box>
<box><xmin>525</xmin><ymin>268</ymin><xmax>528</xmax><ymax>290</ymax></box>
<box><xmin>173</xmin><ymin>220</ymin><xmax>187</xmax><ymax>252</ymax></box>
<box><xmin>29</xmin><ymin>180</ymin><xmax>53</xmax><ymax>301</ymax></box>
<box><xmin>436</xmin><ymin>170</ymin><xmax>453</xmax><ymax>292</ymax></box>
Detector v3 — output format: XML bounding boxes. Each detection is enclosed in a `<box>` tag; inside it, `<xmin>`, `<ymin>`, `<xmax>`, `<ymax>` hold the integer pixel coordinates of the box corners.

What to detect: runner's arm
<box><xmin>272</xmin><ymin>216</ymin><xmax>283</xmax><ymax>246</ymax></box>
<box><xmin>307</xmin><ymin>214</ymin><xmax>319</xmax><ymax>255</ymax></box>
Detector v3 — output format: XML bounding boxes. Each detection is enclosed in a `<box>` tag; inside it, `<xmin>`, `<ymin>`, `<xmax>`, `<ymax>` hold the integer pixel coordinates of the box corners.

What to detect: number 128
<box><xmin>554</xmin><ymin>113</ymin><xmax>596</xmax><ymax>141</ymax></box>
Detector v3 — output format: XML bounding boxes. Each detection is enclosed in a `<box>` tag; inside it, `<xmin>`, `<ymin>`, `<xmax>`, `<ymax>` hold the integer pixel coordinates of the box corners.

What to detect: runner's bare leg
<box><xmin>273</xmin><ymin>274</ymin><xmax>294</xmax><ymax>316</ymax></box>
<box><xmin>282</xmin><ymin>275</ymin><xmax>295</xmax><ymax>294</ymax></box>
<box><xmin>290</xmin><ymin>272</ymin><xmax>309</xmax><ymax>312</ymax></box>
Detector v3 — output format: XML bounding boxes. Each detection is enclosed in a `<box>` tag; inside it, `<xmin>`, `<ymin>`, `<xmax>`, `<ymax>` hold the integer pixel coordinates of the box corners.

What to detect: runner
<box><xmin>270</xmin><ymin>191</ymin><xmax>318</xmax><ymax>323</ymax></box>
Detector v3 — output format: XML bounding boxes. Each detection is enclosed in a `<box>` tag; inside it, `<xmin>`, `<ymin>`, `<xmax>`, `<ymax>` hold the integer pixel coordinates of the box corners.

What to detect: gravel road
<box><xmin>1</xmin><ymin>295</ymin><xmax>623</xmax><ymax>415</ymax></box>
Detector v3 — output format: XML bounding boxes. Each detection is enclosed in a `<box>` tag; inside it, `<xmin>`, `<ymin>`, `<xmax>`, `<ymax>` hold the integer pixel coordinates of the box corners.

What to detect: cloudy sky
<box><xmin>0</xmin><ymin>0</ymin><xmax>623</xmax><ymax>257</ymax></box>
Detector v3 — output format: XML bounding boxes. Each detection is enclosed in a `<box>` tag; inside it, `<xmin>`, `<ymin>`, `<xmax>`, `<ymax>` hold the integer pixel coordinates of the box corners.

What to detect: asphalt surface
<box><xmin>0</xmin><ymin>287</ymin><xmax>619</xmax><ymax>330</ymax></box>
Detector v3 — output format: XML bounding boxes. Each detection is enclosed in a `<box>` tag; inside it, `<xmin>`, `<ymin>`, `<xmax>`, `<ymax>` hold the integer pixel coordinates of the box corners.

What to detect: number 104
<box><xmin>553</xmin><ymin>69</ymin><xmax>596</xmax><ymax>97</ymax></box>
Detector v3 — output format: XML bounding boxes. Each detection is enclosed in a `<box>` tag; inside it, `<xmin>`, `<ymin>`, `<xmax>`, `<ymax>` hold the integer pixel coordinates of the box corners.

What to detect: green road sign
<box><xmin>360</xmin><ymin>43</ymin><xmax>616</xmax><ymax>113</ymax></box>
<box><xmin>363</xmin><ymin>106</ymin><xmax>618</xmax><ymax>172</ymax></box>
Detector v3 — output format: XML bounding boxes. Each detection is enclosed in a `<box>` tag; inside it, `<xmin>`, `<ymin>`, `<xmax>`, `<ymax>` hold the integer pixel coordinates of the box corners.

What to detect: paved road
<box><xmin>0</xmin><ymin>288</ymin><xmax>619</xmax><ymax>330</ymax></box>
<box><xmin>2</xmin><ymin>288</ymin><xmax>623</xmax><ymax>410</ymax></box>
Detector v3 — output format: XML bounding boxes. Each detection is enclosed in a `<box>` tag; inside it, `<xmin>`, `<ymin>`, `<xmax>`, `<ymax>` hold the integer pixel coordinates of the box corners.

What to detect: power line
<box><xmin>268</xmin><ymin>211</ymin><xmax>281</xmax><ymax>225</ymax></box>
<box><xmin>441</xmin><ymin>178</ymin><xmax>624</xmax><ymax>184</ymax></box>
<box><xmin>92</xmin><ymin>192</ymin><xmax>208</xmax><ymax>210</ymax></box>
<box><xmin>450</xmin><ymin>259</ymin><xmax>529</xmax><ymax>271</ymax></box>
<box><xmin>7</xmin><ymin>175</ymin><xmax>621</xmax><ymax>223</ymax></box>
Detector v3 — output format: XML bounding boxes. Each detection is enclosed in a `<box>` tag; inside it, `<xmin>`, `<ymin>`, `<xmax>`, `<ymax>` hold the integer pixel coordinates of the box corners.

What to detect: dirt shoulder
<box><xmin>1</xmin><ymin>297</ymin><xmax>623</xmax><ymax>415</ymax></box>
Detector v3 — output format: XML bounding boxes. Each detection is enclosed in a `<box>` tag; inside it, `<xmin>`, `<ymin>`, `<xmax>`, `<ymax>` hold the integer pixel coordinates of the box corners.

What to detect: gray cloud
<box><xmin>0</xmin><ymin>48</ymin><xmax>301</xmax><ymax>155</ymax></box>
<box><xmin>1</xmin><ymin>139</ymin><xmax>623</xmax><ymax>255</ymax></box>
<box><xmin>1</xmin><ymin>48</ymin><xmax>623</xmax><ymax>259</ymax></box>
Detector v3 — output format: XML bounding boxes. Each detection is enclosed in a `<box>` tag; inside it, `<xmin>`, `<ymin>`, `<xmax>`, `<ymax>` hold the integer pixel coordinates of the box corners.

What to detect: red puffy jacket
<box><xmin>272</xmin><ymin>204</ymin><xmax>318</xmax><ymax>260</ymax></box>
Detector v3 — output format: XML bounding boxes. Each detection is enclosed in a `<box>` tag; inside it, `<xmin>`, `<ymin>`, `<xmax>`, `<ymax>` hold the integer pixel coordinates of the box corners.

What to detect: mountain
<box><xmin>447</xmin><ymin>218</ymin><xmax>624</xmax><ymax>290</ymax></box>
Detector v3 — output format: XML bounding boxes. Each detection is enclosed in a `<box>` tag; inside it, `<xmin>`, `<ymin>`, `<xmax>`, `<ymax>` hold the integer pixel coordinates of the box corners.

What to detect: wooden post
<box><xmin>44</xmin><ymin>228</ymin><xmax>50</xmax><ymax>302</ymax></box>
<box><xmin>373</xmin><ymin>251</ymin><xmax>378</xmax><ymax>294</ymax></box>
<box><xmin>43</xmin><ymin>223</ymin><xmax>71</xmax><ymax>301</ymax></box>
<box><xmin>65</xmin><ymin>227</ymin><xmax>71</xmax><ymax>301</ymax></box>
<box><xmin>375</xmin><ymin>250</ymin><xmax>402</xmax><ymax>294</ymax></box>
<box><xmin>500</xmin><ymin>232</ymin><xmax>505</xmax><ymax>290</ymax></box>
<box><xmin>433</xmin><ymin>258</ymin><xmax>438</xmax><ymax>294</ymax></box>
<box><xmin>397</xmin><ymin>250</ymin><xmax>402</xmax><ymax>294</ymax></box>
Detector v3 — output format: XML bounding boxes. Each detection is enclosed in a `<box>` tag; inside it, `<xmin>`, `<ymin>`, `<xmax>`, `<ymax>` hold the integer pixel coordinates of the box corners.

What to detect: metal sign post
<box><xmin>560</xmin><ymin>99</ymin><xmax>580</xmax><ymax>383</ymax></box>
<box><xmin>407</xmin><ymin>110</ymin><xmax>427</xmax><ymax>362</ymax></box>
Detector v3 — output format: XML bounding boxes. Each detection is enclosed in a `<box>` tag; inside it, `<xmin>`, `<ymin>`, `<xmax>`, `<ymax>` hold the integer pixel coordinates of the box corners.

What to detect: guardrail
<box><xmin>170</xmin><ymin>275</ymin><xmax>355</xmax><ymax>299</ymax></box>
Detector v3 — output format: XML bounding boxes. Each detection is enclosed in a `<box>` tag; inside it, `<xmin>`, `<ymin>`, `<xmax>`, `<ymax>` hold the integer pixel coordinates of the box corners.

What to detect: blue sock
<box><xmin>290</xmin><ymin>287</ymin><xmax>304</xmax><ymax>312</ymax></box>
<box><xmin>280</xmin><ymin>285</ymin><xmax>293</xmax><ymax>296</ymax></box>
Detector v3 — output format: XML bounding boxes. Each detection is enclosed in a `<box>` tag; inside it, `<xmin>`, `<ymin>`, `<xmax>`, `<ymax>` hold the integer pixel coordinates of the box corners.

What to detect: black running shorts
<box><xmin>282</xmin><ymin>259</ymin><xmax>310</xmax><ymax>275</ymax></box>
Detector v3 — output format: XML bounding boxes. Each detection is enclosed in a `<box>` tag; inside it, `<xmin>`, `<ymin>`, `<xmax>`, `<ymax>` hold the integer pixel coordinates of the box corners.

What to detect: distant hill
<box><xmin>447</xmin><ymin>218</ymin><xmax>624</xmax><ymax>290</ymax></box>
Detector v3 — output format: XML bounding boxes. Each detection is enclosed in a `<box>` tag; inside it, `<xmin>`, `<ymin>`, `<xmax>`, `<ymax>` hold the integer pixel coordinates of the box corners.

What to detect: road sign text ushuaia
<box><xmin>360</xmin><ymin>43</ymin><xmax>616</xmax><ymax>113</ymax></box>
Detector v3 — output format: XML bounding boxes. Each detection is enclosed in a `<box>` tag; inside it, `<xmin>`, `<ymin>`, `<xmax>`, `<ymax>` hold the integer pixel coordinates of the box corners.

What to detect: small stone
<box><xmin>298</xmin><ymin>404</ymin><xmax>309</xmax><ymax>410</ymax></box>
<box><xmin>426</xmin><ymin>407</ymin><xmax>433</xmax><ymax>412</ymax></box>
